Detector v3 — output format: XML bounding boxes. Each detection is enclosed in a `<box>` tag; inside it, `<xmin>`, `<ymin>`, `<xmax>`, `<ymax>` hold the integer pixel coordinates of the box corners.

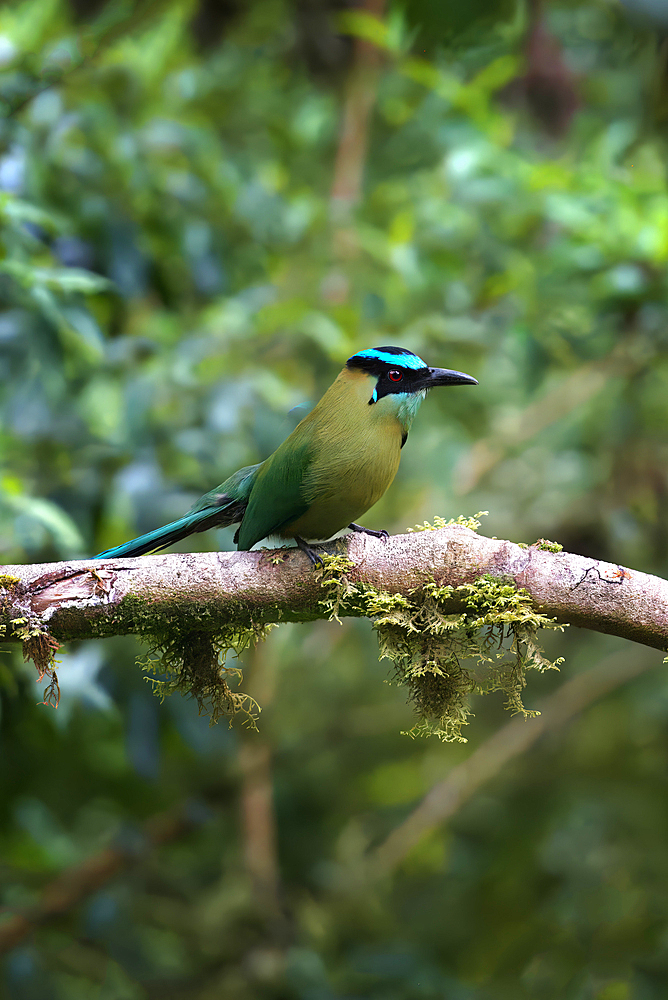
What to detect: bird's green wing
<box><xmin>189</xmin><ymin>463</ymin><xmax>261</xmax><ymax>513</ymax></box>
<box><xmin>235</xmin><ymin>440</ymin><xmax>312</xmax><ymax>550</ymax></box>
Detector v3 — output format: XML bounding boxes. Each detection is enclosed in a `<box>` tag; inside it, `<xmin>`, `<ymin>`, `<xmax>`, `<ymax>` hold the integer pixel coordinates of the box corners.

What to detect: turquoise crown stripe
<box><xmin>350</xmin><ymin>348</ymin><xmax>427</xmax><ymax>370</ymax></box>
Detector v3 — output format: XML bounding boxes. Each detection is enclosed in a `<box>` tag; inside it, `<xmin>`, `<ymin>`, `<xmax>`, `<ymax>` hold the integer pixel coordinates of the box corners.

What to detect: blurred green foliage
<box><xmin>1</xmin><ymin>0</ymin><xmax>668</xmax><ymax>997</ymax></box>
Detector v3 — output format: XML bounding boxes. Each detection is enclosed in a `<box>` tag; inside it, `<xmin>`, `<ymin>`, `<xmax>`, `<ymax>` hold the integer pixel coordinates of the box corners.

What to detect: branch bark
<box><xmin>1</xmin><ymin>527</ymin><xmax>667</xmax><ymax>650</ymax></box>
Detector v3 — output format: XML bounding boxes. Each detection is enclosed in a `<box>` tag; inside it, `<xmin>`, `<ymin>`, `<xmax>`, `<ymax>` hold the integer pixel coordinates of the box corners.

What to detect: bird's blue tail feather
<box><xmin>93</xmin><ymin>462</ymin><xmax>259</xmax><ymax>559</ymax></box>
<box><xmin>93</xmin><ymin>506</ymin><xmax>229</xmax><ymax>559</ymax></box>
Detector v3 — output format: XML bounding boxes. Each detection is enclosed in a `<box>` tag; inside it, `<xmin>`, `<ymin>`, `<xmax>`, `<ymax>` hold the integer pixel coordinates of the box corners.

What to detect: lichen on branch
<box><xmin>121</xmin><ymin>595</ymin><xmax>272</xmax><ymax>727</ymax></box>
<box><xmin>315</xmin><ymin>548</ymin><xmax>565</xmax><ymax>742</ymax></box>
<box><xmin>0</xmin><ymin>577</ymin><xmax>62</xmax><ymax>706</ymax></box>
<box><xmin>408</xmin><ymin>511</ymin><xmax>489</xmax><ymax>533</ymax></box>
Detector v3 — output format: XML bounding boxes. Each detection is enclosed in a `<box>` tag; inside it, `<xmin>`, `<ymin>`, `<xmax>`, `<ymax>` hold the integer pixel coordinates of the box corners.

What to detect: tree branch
<box><xmin>1</xmin><ymin>527</ymin><xmax>667</xmax><ymax>650</ymax></box>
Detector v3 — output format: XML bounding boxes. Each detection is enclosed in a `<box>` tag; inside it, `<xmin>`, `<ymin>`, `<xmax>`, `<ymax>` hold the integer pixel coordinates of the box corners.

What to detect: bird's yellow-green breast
<box><xmin>237</xmin><ymin>367</ymin><xmax>406</xmax><ymax>546</ymax></box>
<box><xmin>282</xmin><ymin>367</ymin><xmax>404</xmax><ymax>540</ymax></box>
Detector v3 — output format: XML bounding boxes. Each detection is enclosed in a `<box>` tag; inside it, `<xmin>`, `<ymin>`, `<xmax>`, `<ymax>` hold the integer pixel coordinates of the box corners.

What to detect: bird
<box><xmin>93</xmin><ymin>346</ymin><xmax>477</xmax><ymax>565</ymax></box>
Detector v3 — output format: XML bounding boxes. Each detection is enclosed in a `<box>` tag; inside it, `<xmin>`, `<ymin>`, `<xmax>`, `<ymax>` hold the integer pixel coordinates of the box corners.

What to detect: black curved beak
<box><xmin>425</xmin><ymin>367</ymin><xmax>478</xmax><ymax>388</ymax></box>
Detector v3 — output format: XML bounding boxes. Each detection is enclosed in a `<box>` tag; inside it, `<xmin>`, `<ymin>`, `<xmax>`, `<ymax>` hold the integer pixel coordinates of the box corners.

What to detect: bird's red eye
<box><xmin>388</xmin><ymin>370</ymin><xmax>403</xmax><ymax>382</ymax></box>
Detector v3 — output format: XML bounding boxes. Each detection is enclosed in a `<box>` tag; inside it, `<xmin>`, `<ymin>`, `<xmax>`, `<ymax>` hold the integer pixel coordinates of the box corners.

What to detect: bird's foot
<box><xmin>295</xmin><ymin>535</ymin><xmax>324</xmax><ymax>566</ymax></box>
<box><xmin>348</xmin><ymin>523</ymin><xmax>389</xmax><ymax>540</ymax></box>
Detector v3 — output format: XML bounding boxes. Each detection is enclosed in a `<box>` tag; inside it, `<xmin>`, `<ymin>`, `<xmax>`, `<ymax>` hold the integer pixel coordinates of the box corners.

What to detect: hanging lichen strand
<box><xmin>118</xmin><ymin>595</ymin><xmax>271</xmax><ymax>727</ymax></box>
<box><xmin>317</xmin><ymin>516</ymin><xmax>565</xmax><ymax>741</ymax></box>
<box><xmin>370</xmin><ymin>576</ymin><xmax>564</xmax><ymax>741</ymax></box>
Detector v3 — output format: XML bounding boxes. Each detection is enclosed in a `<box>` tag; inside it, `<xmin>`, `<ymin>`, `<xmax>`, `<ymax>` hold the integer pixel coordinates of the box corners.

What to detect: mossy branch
<box><xmin>1</xmin><ymin>524</ymin><xmax>666</xmax><ymax>736</ymax></box>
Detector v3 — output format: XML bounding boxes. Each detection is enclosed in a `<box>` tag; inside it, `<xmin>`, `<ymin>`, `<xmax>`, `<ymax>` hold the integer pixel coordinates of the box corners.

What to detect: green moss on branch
<box><xmin>316</xmin><ymin>540</ymin><xmax>565</xmax><ymax>742</ymax></box>
<box><xmin>121</xmin><ymin>594</ymin><xmax>272</xmax><ymax>726</ymax></box>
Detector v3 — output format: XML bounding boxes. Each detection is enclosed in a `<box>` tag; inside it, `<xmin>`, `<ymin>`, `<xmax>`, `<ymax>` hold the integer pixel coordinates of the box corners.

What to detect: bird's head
<box><xmin>346</xmin><ymin>346</ymin><xmax>477</xmax><ymax>432</ymax></box>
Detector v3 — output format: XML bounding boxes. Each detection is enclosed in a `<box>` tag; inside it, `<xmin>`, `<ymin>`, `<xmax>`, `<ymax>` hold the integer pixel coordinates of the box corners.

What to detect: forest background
<box><xmin>1</xmin><ymin>0</ymin><xmax>668</xmax><ymax>997</ymax></box>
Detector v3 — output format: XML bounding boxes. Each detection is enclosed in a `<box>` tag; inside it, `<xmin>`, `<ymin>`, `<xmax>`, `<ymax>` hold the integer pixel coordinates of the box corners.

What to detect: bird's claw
<box><xmin>295</xmin><ymin>535</ymin><xmax>323</xmax><ymax>566</ymax></box>
<box><xmin>348</xmin><ymin>523</ymin><xmax>389</xmax><ymax>540</ymax></box>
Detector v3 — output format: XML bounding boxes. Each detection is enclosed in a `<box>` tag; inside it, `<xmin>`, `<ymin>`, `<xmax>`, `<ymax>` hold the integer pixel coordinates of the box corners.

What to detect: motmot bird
<box><xmin>94</xmin><ymin>347</ymin><xmax>477</xmax><ymax>565</ymax></box>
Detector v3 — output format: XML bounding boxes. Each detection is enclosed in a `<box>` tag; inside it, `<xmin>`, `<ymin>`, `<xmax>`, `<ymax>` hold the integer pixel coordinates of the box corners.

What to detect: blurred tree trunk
<box><xmin>238</xmin><ymin>640</ymin><xmax>283</xmax><ymax>921</ymax></box>
<box><xmin>323</xmin><ymin>0</ymin><xmax>385</xmax><ymax>304</ymax></box>
<box><xmin>330</xmin><ymin>0</ymin><xmax>385</xmax><ymax>214</ymax></box>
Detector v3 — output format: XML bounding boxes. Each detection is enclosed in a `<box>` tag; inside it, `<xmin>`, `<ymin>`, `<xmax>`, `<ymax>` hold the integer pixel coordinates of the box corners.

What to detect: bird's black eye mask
<box><xmin>346</xmin><ymin>347</ymin><xmax>430</xmax><ymax>404</ymax></box>
<box><xmin>346</xmin><ymin>345</ymin><xmax>478</xmax><ymax>404</ymax></box>
<box><xmin>366</xmin><ymin>367</ymin><xmax>431</xmax><ymax>404</ymax></box>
